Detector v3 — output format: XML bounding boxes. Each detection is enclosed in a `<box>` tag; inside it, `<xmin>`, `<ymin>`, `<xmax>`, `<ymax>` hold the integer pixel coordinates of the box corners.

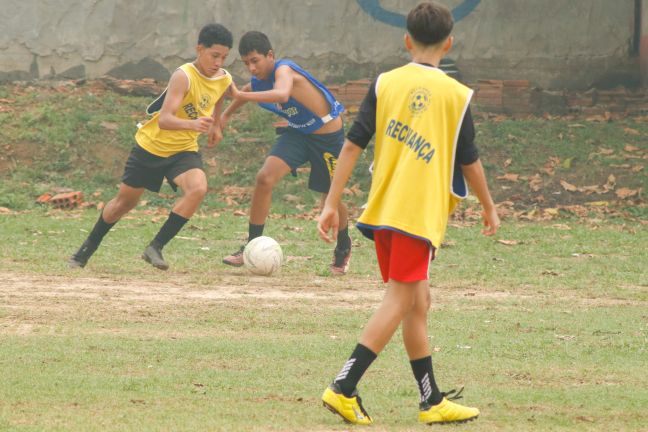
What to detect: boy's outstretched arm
<box><xmin>221</xmin><ymin>82</ymin><xmax>251</xmax><ymax>129</ymax></box>
<box><xmin>207</xmin><ymin>93</ymin><xmax>227</xmax><ymax>148</ymax></box>
<box><xmin>158</xmin><ymin>69</ymin><xmax>213</xmax><ymax>132</ymax></box>
<box><xmin>461</xmin><ymin>159</ymin><xmax>500</xmax><ymax>236</ymax></box>
<box><xmin>231</xmin><ymin>65</ymin><xmax>293</xmax><ymax>104</ymax></box>
<box><xmin>318</xmin><ymin>140</ymin><xmax>363</xmax><ymax>243</ymax></box>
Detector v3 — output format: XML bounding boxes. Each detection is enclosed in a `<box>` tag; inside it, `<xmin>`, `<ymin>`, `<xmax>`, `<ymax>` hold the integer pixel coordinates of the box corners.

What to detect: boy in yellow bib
<box><xmin>69</xmin><ymin>23</ymin><xmax>233</xmax><ymax>270</ymax></box>
<box><xmin>318</xmin><ymin>2</ymin><xmax>500</xmax><ymax>426</ymax></box>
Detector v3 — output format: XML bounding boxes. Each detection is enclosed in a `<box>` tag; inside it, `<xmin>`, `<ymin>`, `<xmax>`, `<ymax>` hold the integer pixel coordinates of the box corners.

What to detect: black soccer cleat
<box><xmin>68</xmin><ymin>239</ymin><xmax>99</xmax><ymax>269</ymax></box>
<box><xmin>142</xmin><ymin>242</ymin><xmax>169</xmax><ymax>270</ymax></box>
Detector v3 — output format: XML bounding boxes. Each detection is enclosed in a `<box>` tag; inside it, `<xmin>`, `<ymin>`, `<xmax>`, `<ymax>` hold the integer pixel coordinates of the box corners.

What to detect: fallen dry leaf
<box><xmin>575</xmin><ymin>416</ymin><xmax>595</xmax><ymax>423</ymax></box>
<box><xmin>587</xmin><ymin>201</ymin><xmax>609</xmax><ymax>207</ymax></box>
<box><xmin>579</xmin><ymin>185</ymin><xmax>602</xmax><ymax>195</ymax></box>
<box><xmin>497</xmin><ymin>239</ymin><xmax>519</xmax><ymax>246</ymax></box>
<box><xmin>233</xmin><ymin>210</ymin><xmax>247</xmax><ymax>216</ymax></box>
<box><xmin>283</xmin><ymin>194</ymin><xmax>301</xmax><ymax>203</ymax></box>
<box><xmin>497</xmin><ymin>173</ymin><xmax>520</xmax><ymax>182</ymax></box>
<box><xmin>543</xmin><ymin>157</ymin><xmax>560</xmax><ymax>175</ymax></box>
<box><xmin>615</xmin><ymin>188</ymin><xmax>639</xmax><ymax>199</ymax></box>
<box><xmin>624</xmin><ymin>144</ymin><xmax>640</xmax><ymax>152</ymax></box>
<box><xmin>571</xmin><ymin>253</ymin><xmax>594</xmax><ymax>258</ymax></box>
<box><xmin>224</xmin><ymin>196</ymin><xmax>238</xmax><ymax>206</ymax></box>
<box><xmin>623</xmin><ymin>127</ymin><xmax>640</xmax><ymax>136</ymax></box>
<box><xmin>528</xmin><ymin>174</ymin><xmax>543</xmax><ymax>192</ymax></box>
<box><xmin>285</xmin><ymin>255</ymin><xmax>313</xmax><ymax>263</ymax></box>
<box><xmin>100</xmin><ymin>121</ymin><xmax>119</xmax><ymax>131</ymax></box>
<box><xmin>552</xmin><ymin>224</ymin><xmax>571</xmax><ymax>230</ymax></box>
<box><xmin>562</xmin><ymin>157</ymin><xmax>574</xmax><ymax>169</ymax></box>
<box><xmin>560</xmin><ymin>180</ymin><xmax>578</xmax><ymax>192</ymax></box>
<box><xmin>604</xmin><ymin>174</ymin><xmax>616</xmax><ymax>191</ymax></box>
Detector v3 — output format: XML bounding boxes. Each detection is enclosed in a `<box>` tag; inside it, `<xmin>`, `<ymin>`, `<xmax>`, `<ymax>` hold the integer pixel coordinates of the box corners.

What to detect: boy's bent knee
<box><xmin>255</xmin><ymin>170</ymin><xmax>278</xmax><ymax>189</ymax></box>
<box><xmin>188</xmin><ymin>184</ymin><xmax>208</xmax><ymax>199</ymax></box>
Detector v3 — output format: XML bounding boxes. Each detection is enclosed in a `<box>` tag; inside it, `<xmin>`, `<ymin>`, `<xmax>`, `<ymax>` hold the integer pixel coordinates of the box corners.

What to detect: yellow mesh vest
<box><xmin>357</xmin><ymin>63</ymin><xmax>473</xmax><ymax>248</ymax></box>
<box><xmin>135</xmin><ymin>63</ymin><xmax>232</xmax><ymax>157</ymax></box>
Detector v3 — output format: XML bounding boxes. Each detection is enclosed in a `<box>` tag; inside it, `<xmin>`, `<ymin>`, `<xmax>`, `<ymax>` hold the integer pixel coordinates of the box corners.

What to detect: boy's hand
<box><xmin>481</xmin><ymin>207</ymin><xmax>500</xmax><ymax>236</ymax></box>
<box><xmin>317</xmin><ymin>206</ymin><xmax>339</xmax><ymax>243</ymax></box>
<box><xmin>229</xmin><ymin>82</ymin><xmax>241</xmax><ymax>100</ymax></box>
<box><xmin>207</xmin><ymin>124</ymin><xmax>223</xmax><ymax>148</ymax></box>
<box><xmin>193</xmin><ymin>116</ymin><xmax>214</xmax><ymax>133</ymax></box>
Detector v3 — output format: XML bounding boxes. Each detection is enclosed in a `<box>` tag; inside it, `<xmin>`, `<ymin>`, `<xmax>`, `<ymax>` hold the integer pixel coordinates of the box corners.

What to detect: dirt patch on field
<box><xmin>2</xmin><ymin>271</ymin><xmax>645</xmax><ymax>329</ymax></box>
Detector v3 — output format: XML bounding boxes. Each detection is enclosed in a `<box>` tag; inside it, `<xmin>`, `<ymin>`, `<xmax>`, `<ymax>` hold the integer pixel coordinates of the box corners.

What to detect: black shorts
<box><xmin>269</xmin><ymin>127</ymin><xmax>344</xmax><ymax>193</ymax></box>
<box><xmin>121</xmin><ymin>145</ymin><xmax>204</xmax><ymax>192</ymax></box>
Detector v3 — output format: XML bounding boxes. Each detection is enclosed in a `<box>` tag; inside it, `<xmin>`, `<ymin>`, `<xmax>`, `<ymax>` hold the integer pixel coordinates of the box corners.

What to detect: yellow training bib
<box><xmin>135</xmin><ymin>63</ymin><xmax>232</xmax><ymax>157</ymax></box>
<box><xmin>357</xmin><ymin>63</ymin><xmax>473</xmax><ymax>248</ymax></box>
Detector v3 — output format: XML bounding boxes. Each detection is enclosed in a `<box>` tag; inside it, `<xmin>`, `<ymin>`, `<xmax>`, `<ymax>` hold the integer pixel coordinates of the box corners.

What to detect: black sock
<box><xmin>336</xmin><ymin>226</ymin><xmax>351</xmax><ymax>252</ymax></box>
<box><xmin>88</xmin><ymin>212</ymin><xmax>116</xmax><ymax>245</ymax></box>
<box><xmin>334</xmin><ymin>343</ymin><xmax>377</xmax><ymax>397</ymax></box>
<box><xmin>248</xmin><ymin>223</ymin><xmax>264</xmax><ymax>242</ymax></box>
<box><xmin>153</xmin><ymin>212</ymin><xmax>188</xmax><ymax>248</ymax></box>
<box><xmin>410</xmin><ymin>356</ymin><xmax>442</xmax><ymax>405</ymax></box>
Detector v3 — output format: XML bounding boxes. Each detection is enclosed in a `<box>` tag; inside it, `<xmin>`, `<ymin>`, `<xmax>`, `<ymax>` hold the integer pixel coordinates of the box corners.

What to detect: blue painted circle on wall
<box><xmin>356</xmin><ymin>0</ymin><xmax>481</xmax><ymax>27</ymax></box>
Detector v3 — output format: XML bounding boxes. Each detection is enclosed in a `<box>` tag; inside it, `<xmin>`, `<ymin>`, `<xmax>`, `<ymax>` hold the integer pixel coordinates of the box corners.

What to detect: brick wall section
<box><xmin>329</xmin><ymin>79</ymin><xmax>648</xmax><ymax>117</ymax></box>
<box><xmin>328</xmin><ymin>80</ymin><xmax>373</xmax><ymax>107</ymax></box>
<box><xmin>474</xmin><ymin>81</ymin><xmax>648</xmax><ymax>116</ymax></box>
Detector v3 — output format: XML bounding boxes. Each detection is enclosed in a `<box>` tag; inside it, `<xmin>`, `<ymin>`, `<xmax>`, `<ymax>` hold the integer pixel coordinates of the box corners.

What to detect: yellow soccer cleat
<box><xmin>418</xmin><ymin>388</ymin><xmax>479</xmax><ymax>424</ymax></box>
<box><xmin>322</xmin><ymin>382</ymin><xmax>373</xmax><ymax>425</ymax></box>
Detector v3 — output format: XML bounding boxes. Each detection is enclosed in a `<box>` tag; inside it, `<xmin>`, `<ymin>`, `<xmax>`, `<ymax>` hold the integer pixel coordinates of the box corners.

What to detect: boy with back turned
<box><xmin>318</xmin><ymin>1</ymin><xmax>500</xmax><ymax>426</ymax></box>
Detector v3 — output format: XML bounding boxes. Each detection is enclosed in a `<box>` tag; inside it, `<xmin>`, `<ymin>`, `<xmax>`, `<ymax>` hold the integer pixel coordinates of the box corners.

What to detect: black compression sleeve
<box><xmin>346</xmin><ymin>78</ymin><xmax>378</xmax><ymax>149</ymax></box>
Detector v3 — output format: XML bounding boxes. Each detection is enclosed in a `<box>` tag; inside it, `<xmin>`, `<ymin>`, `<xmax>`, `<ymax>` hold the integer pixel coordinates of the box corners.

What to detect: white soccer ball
<box><xmin>243</xmin><ymin>236</ymin><xmax>284</xmax><ymax>276</ymax></box>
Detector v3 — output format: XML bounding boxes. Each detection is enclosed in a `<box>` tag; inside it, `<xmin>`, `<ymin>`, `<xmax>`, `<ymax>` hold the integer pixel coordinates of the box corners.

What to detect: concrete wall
<box><xmin>0</xmin><ymin>0</ymin><xmax>641</xmax><ymax>89</ymax></box>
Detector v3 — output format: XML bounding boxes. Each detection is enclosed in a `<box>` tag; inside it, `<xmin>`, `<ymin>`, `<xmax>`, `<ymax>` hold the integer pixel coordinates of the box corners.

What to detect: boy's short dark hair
<box><xmin>407</xmin><ymin>2</ymin><xmax>454</xmax><ymax>46</ymax></box>
<box><xmin>238</xmin><ymin>31</ymin><xmax>273</xmax><ymax>56</ymax></box>
<box><xmin>198</xmin><ymin>23</ymin><xmax>233</xmax><ymax>48</ymax></box>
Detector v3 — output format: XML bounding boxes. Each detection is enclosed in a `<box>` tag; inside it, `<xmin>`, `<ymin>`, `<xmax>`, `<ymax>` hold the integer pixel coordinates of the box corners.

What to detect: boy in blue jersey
<box><xmin>317</xmin><ymin>2</ymin><xmax>499</xmax><ymax>426</ymax></box>
<box><xmin>221</xmin><ymin>31</ymin><xmax>352</xmax><ymax>275</ymax></box>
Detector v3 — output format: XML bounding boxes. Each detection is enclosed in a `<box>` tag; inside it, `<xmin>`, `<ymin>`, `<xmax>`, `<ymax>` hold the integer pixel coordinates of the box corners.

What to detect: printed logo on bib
<box><xmin>408</xmin><ymin>88</ymin><xmax>431</xmax><ymax>116</ymax></box>
<box><xmin>199</xmin><ymin>94</ymin><xmax>212</xmax><ymax>111</ymax></box>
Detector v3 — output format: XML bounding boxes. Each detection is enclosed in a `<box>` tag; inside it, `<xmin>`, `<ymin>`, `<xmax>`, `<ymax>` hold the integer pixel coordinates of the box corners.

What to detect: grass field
<box><xmin>0</xmin><ymin>82</ymin><xmax>647</xmax><ymax>430</ymax></box>
<box><xmin>1</xmin><ymin>211</ymin><xmax>647</xmax><ymax>431</ymax></box>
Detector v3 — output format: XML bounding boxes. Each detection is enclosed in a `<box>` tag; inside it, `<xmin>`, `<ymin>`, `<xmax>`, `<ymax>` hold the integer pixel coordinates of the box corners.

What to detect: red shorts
<box><xmin>373</xmin><ymin>229</ymin><xmax>435</xmax><ymax>283</ymax></box>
